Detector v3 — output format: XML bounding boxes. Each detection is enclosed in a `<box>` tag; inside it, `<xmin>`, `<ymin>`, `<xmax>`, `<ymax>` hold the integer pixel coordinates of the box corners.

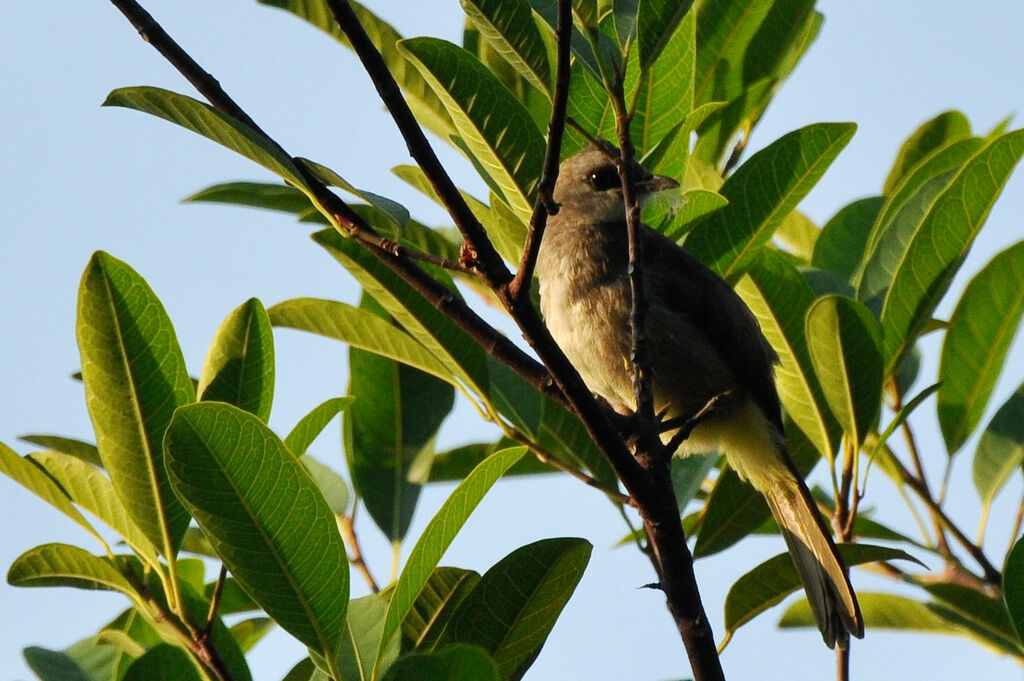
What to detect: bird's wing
<box><xmin>643</xmin><ymin>226</ymin><xmax>784</xmax><ymax>430</ymax></box>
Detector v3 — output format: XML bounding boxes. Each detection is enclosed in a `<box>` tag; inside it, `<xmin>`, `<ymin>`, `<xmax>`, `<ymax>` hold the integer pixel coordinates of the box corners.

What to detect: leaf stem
<box><xmin>204</xmin><ymin>564</ymin><xmax>228</xmax><ymax>634</ymax></box>
<box><xmin>338</xmin><ymin>508</ymin><xmax>381</xmax><ymax>593</ymax></box>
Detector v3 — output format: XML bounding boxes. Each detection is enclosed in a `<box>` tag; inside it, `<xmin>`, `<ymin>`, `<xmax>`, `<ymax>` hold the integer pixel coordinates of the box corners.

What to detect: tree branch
<box><xmin>106</xmin><ymin>0</ymin><xmax>556</xmax><ymax>402</ymax></box>
<box><xmin>324</xmin><ymin>0</ymin><xmax>510</xmax><ymax>288</ymax></box>
<box><xmin>508</xmin><ymin>0</ymin><xmax>572</xmax><ymax>301</ymax></box>
<box><xmin>107</xmin><ymin>2</ymin><xmax>725</xmax><ymax>677</ymax></box>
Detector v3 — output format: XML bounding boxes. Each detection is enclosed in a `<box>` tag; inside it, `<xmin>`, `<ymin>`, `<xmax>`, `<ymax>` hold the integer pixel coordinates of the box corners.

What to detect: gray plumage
<box><xmin>536</xmin><ymin>143</ymin><xmax>863</xmax><ymax>648</ymax></box>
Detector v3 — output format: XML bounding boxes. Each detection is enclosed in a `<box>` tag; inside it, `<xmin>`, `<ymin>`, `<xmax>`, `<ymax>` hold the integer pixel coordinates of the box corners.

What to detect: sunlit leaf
<box><xmin>400</xmin><ymin>37</ymin><xmax>545</xmax><ymax>219</ymax></box>
<box><xmin>0</xmin><ymin>443</ymin><xmax>105</xmax><ymax>548</ymax></box>
<box><xmin>811</xmin><ymin>197</ymin><xmax>884</xmax><ymax>282</ymax></box>
<box><xmin>103</xmin><ymin>87</ymin><xmax>307</xmax><ymax>190</ymax></box>
<box><xmin>374</xmin><ymin>447</ymin><xmax>527</xmax><ymax>677</ymax></box>
<box><xmin>77</xmin><ymin>252</ymin><xmax>194</xmax><ymax>557</ymax></box>
<box><xmin>19</xmin><ymin>435</ymin><xmax>102</xmax><ymax>468</ymax></box>
<box><xmin>381</xmin><ymin>644</ymin><xmax>499</xmax><ymax>681</ymax></box>
<box><xmin>938</xmin><ymin>242</ymin><xmax>1024</xmax><ymax>454</ymax></box>
<box><xmin>284</xmin><ymin>397</ymin><xmax>354</xmax><ymax>457</ymax></box>
<box><xmin>164</xmin><ymin>402</ymin><xmax>349</xmax><ymax>659</ymax></box>
<box><xmin>28</xmin><ymin>451</ymin><xmax>160</xmax><ymax>566</ymax></box>
<box><xmin>198</xmin><ymin>298</ymin><xmax>274</xmax><ymax>422</ymax></box>
<box><xmin>636</xmin><ymin>0</ymin><xmax>693</xmax><ymax>71</ymax></box>
<box><xmin>7</xmin><ymin>543</ymin><xmax>141</xmax><ymax>607</ymax></box>
<box><xmin>462</xmin><ymin>0</ymin><xmax>552</xmax><ymax>95</ymax></box>
<box><xmin>884</xmin><ymin>110</ymin><xmax>972</xmax><ymax>194</ymax></box>
<box><xmin>973</xmin><ymin>382</ymin><xmax>1024</xmax><ymax>508</ymax></box>
<box><xmin>879</xmin><ymin>130</ymin><xmax>1024</xmax><ymax>374</ymax></box>
<box><xmin>440</xmin><ymin>538</ymin><xmax>591</xmax><ymax>679</ymax></box>
<box><xmin>402</xmin><ymin>567</ymin><xmax>480</xmax><ymax>651</ymax></box>
<box><xmin>685</xmin><ymin>123</ymin><xmax>855</xmax><ymax>281</ymax></box>
<box><xmin>805</xmin><ymin>295</ymin><xmax>884</xmax><ymax>451</ymax></box>
<box><xmin>725</xmin><ymin>544</ymin><xmax>920</xmax><ymax>637</ymax></box>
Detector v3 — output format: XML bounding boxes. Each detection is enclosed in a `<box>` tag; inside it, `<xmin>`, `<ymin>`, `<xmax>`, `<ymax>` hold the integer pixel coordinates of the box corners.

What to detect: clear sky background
<box><xmin>2</xmin><ymin>2</ymin><xmax>1023</xmax><ymax>680</ymax></box>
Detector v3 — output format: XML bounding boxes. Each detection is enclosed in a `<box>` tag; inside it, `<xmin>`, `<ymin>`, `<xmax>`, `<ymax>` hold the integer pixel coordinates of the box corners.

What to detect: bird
<box><xmin>535</xmin><ymin>141</ymin><xmax>864</xmax><ymax>648</ymax></box>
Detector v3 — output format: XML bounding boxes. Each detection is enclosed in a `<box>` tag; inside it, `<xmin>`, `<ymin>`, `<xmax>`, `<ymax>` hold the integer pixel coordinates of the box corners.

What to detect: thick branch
<box><xmin>106</xmin><ymin>0</ymin><xmax>555</xmax><ymax>400</ymax></box>
<box><xmin>325</xmin><ymin>0</ymin><xmax>510</xmax><ymax>288</ymax></box>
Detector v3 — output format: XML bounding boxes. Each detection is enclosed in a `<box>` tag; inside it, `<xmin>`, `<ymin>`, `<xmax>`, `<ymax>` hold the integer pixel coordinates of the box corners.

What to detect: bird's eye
<box><xmin>587</xmin><ymin>165</ymin><xmax>621</xmax><ymax>191</ymax></box>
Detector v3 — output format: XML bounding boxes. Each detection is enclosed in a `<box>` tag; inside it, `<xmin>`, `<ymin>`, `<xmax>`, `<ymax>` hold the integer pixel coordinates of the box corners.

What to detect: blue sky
<box><xmin>2</xmin><ymin>2</ymin><xmax>1023</xmax><ymax>680</ymax></box>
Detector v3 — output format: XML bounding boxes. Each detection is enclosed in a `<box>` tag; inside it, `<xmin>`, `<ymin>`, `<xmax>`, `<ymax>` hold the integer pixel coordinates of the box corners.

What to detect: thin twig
<box><xmin>508</xmin><ymin>0</ymin><xmax>573</xmax><ymax>301</ymax></box>
<box><xmin>899</xmin><ymin>405</ymin><xmax>951</xmax><ymax>556</ymax></box>
<box><xmin>662</xmin><ymin>390</ymin><xmax>733</xmax><ymax>456</ymax></box>
<box><xmin>120</xmin><ymin>561</ymin><xmax>234</xmax><ymax>681</ymax></box>
<box><xmin>504</xmin><ymin>426</ymin><xmax>634</xmax><ymax>505</ymax></box>
<box><xmin>888</xmin><ymin>453</ymin><xmax>1002</xmax><ymax>584</ymax></box>
<box><xmin>338</xmin><ymin>509</ymin><xmax>381</xmax><ymax>593</ymax></box>
<box><xmin>348</xmin><ymin>228</ymin><xmax>470</xmax><ymax>272</ymax></box>
<box><xmin>1009</xmin><ymin>495</ymin><xmax>1024</xmax><ymax>556</ymax></box>
<box><xmin>609</xmin><ymin>68</ymin><xmax>658</xmax><ymax>438</ymax></box>
<box><xmin>203</xmin><ymin>565</ymin><xmax>228</xmax><ymax>635</ymax></box>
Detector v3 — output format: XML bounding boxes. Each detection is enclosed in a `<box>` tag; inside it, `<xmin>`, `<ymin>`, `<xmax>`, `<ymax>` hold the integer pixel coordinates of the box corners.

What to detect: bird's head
<box><xmin>552</xmin><ymin>141</ymin><xmax>679</xmax><ymax>221</ymax></box>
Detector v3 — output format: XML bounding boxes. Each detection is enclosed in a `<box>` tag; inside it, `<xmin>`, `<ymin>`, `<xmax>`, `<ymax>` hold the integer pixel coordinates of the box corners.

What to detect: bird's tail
<box><xmin>763</xmin><ymin>472</ymin><xmax>864</xmax><ymax>648</ymax></box>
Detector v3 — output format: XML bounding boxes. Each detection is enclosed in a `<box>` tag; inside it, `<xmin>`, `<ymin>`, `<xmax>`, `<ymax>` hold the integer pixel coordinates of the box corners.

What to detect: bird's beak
<box><xmin>634</xmin><ymin>174</ymin><xmax>679</xmax><ymax>194</ymax></box>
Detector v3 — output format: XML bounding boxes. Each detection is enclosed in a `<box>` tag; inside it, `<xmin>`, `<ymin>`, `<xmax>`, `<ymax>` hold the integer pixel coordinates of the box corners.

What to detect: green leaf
<box><xmin>725</xmin><ymin>543</ymin><xmax>920</xmax><ymax>637</ymax></box>
<box><xmin>441</xmin><ymin>538</ymin><xmax>591</xmax><ymax>679</ymax></box>
<box><xmin>805</xmin><ymin>295</ymin><xmax>884</xmax><ymax>451</ymax></box>
<box><xmin>736</xmin><ymin>250</ymin><xmax>839</xmax><ymax>461</ymax></box>
<box><xmin>381</xmin><ymin>644</ymin><xmax>500</xmax><ymax>681</ymax></box>
<box><xmin>1005</xmin><ymin>536</ymin><xmax>1024</xmax><ymax>644</ymax></box>
<box><xmin>345</xmin><ymin>293</ymin><xmax>454</xmax><ymax>540</ymax></box>
<box><xmin>284</xmin><ymin>397</ymin><xmax>355</xmax><ymax>457</ymax></box>
<box><xmin>884</xmin><ymin>111</ymin><xmax>972</xmax><ymax>194</ymax></box>
<box><xmin>879</xmin><ymin>130</ymin><xmax>1024</xmax><ymax>374</ymax></box>
<box><xmin>76</xmin><ymin>252</ymin><xmax>194</xmax><ymax>557</ymax></box>
<box><xmin>311</xmin><ymin>229</ymin><xmax>491</xmax><ymax>397</ymax></box>
<box><xmin>780</xmin><ymin>592</ymin><xmax>957</xmax><ymax>632</ymax></box>
<box><xmin>335</xmin><ymin>592</ymin><xmax>399</xmax><ymax>681</ymax></box>
<box><xmin>685</xmin><ymin>123</ymin><xmax>856</xmax><ymax>281</ymax></box>
<box><xmin>0</xmin><ymin>442</ymin><xmax>105</xmax><ymax>548</ymax></box>
<box><xmin>230</xmin><ymin>617</ymin><xmax>276</xmax><ymax>653</ymax></box>
<box><xmin>103</xmin><ymin>87</ymin><xmax>307</xmax><ymax>191</ymax></box>
<box><xmin>811</xmin><ymin>197</ymin><xmax>884</xmax><ymax>282</ymax></box>
<box><xmin>198</xmin><ymin>298</ymin><xmax>275</xmax><ymax>422</ymax></box>
<box><xmin>19</xmin><ymin>435</ymin><xmax>103</xmax><ymax>468</ymax></box>
<box><xmin>400</xmin><ymin>37</ymin><xmax>545</xmax><ymax>219</ymax></box>
<box><xmin>299</xmin><ymin>158</ymin><xmax>411</xmax><ymax>229</ymax></box>
<box><xmin>402</xmin><ymin>567</ymin><xmax>480</xmax><ymax>651</ymax></box>
<box><xmin>938</xmin><ymin>242</ymin><xmax>1024</xmax><ymax>453</ymax></box>
<box><xmin>428</xmin><ymin>441</ymin><xmax>553</xmax><ymax>481</ymax></box>
<box><xmin>269</xmin><ymin>297</ymin><xmax>458</xmax><ymax>387</ymax></box>
<box><xmin>257</xmin><ymin>0</ymin><xmax>456</xmax><ymax>139</ymax></box>
<box><xmin>122</xmin><ymin>644</ymin><xmax>202</xmax><ymax>681</ymax></box>
<box><xmin>164</xmin><ymin>402</ymin><xmax>349</xmax><ymax>659</ymax></box>
<box><xmin>924</xmin><ymin>583</ymin><xmax>1019</xmax><ymax>645</ymax></box>
<box><xmin>462</xmin><ymin>0</ymin><xmax>552</xmax><ymax>95</ymax></box>
<box><xmin>7</xmin><ymin>543</ymin><xmax>141</xmax><ymax>606</ymax></box>
<box><xmin>636</xmin><ymin>0</ymin><xmax>693</xmax><ymax>71</ymax></box>
<box><xmin>870</xmin><ymin>382</ymin><xmax>940</xmax><ymax>463</ymax></box>
<box><xmin>657</xmin><ymin>189</ymin><xmax>729</xmax><ymax>241</ymax></box>
<box><xmin>374</xmin><ymin>447</ymin><xmax>527</xmax><ymax>676</ymax></box>
<box><xmin>28</xmin><ymin>450</ymin><xmax>161</xmax><ymax>566</ymax></box>
<box><xmin>857</xmin><ymin>137</ymin><xmax>985</xmax><ymax>304</ymax></box>
<box><xmin>671</xmin><ymin>453</ymin><xmax>717</xmax><ymax>511</ymax></box>
<box><xmin>973</xmin><ymin>382</ymin><xmax>1024</xmax><ymax>508</ymax></box>
<box><xmin>691</xmin><ymin>0</ymin><xmax>817</xmax><ymax>164</ymax></box>
<box><xmin>23</xmin><ymin>647</ymin><xmax>96</xmax><ymax>681</ymax></box>
<box><xmin>185</xmin><ymin>181</ymin><xmax>315</xmax><ymax>215</ymax></box>
<box><xmin>772</xmin><ymin>210</ymin><xmax>817</xmax><ymax>262</ymax></box>
<box><xmin>300</xmin><ymin>455</ymin><xmax>351</xmax><ymax>516</ymax></box>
